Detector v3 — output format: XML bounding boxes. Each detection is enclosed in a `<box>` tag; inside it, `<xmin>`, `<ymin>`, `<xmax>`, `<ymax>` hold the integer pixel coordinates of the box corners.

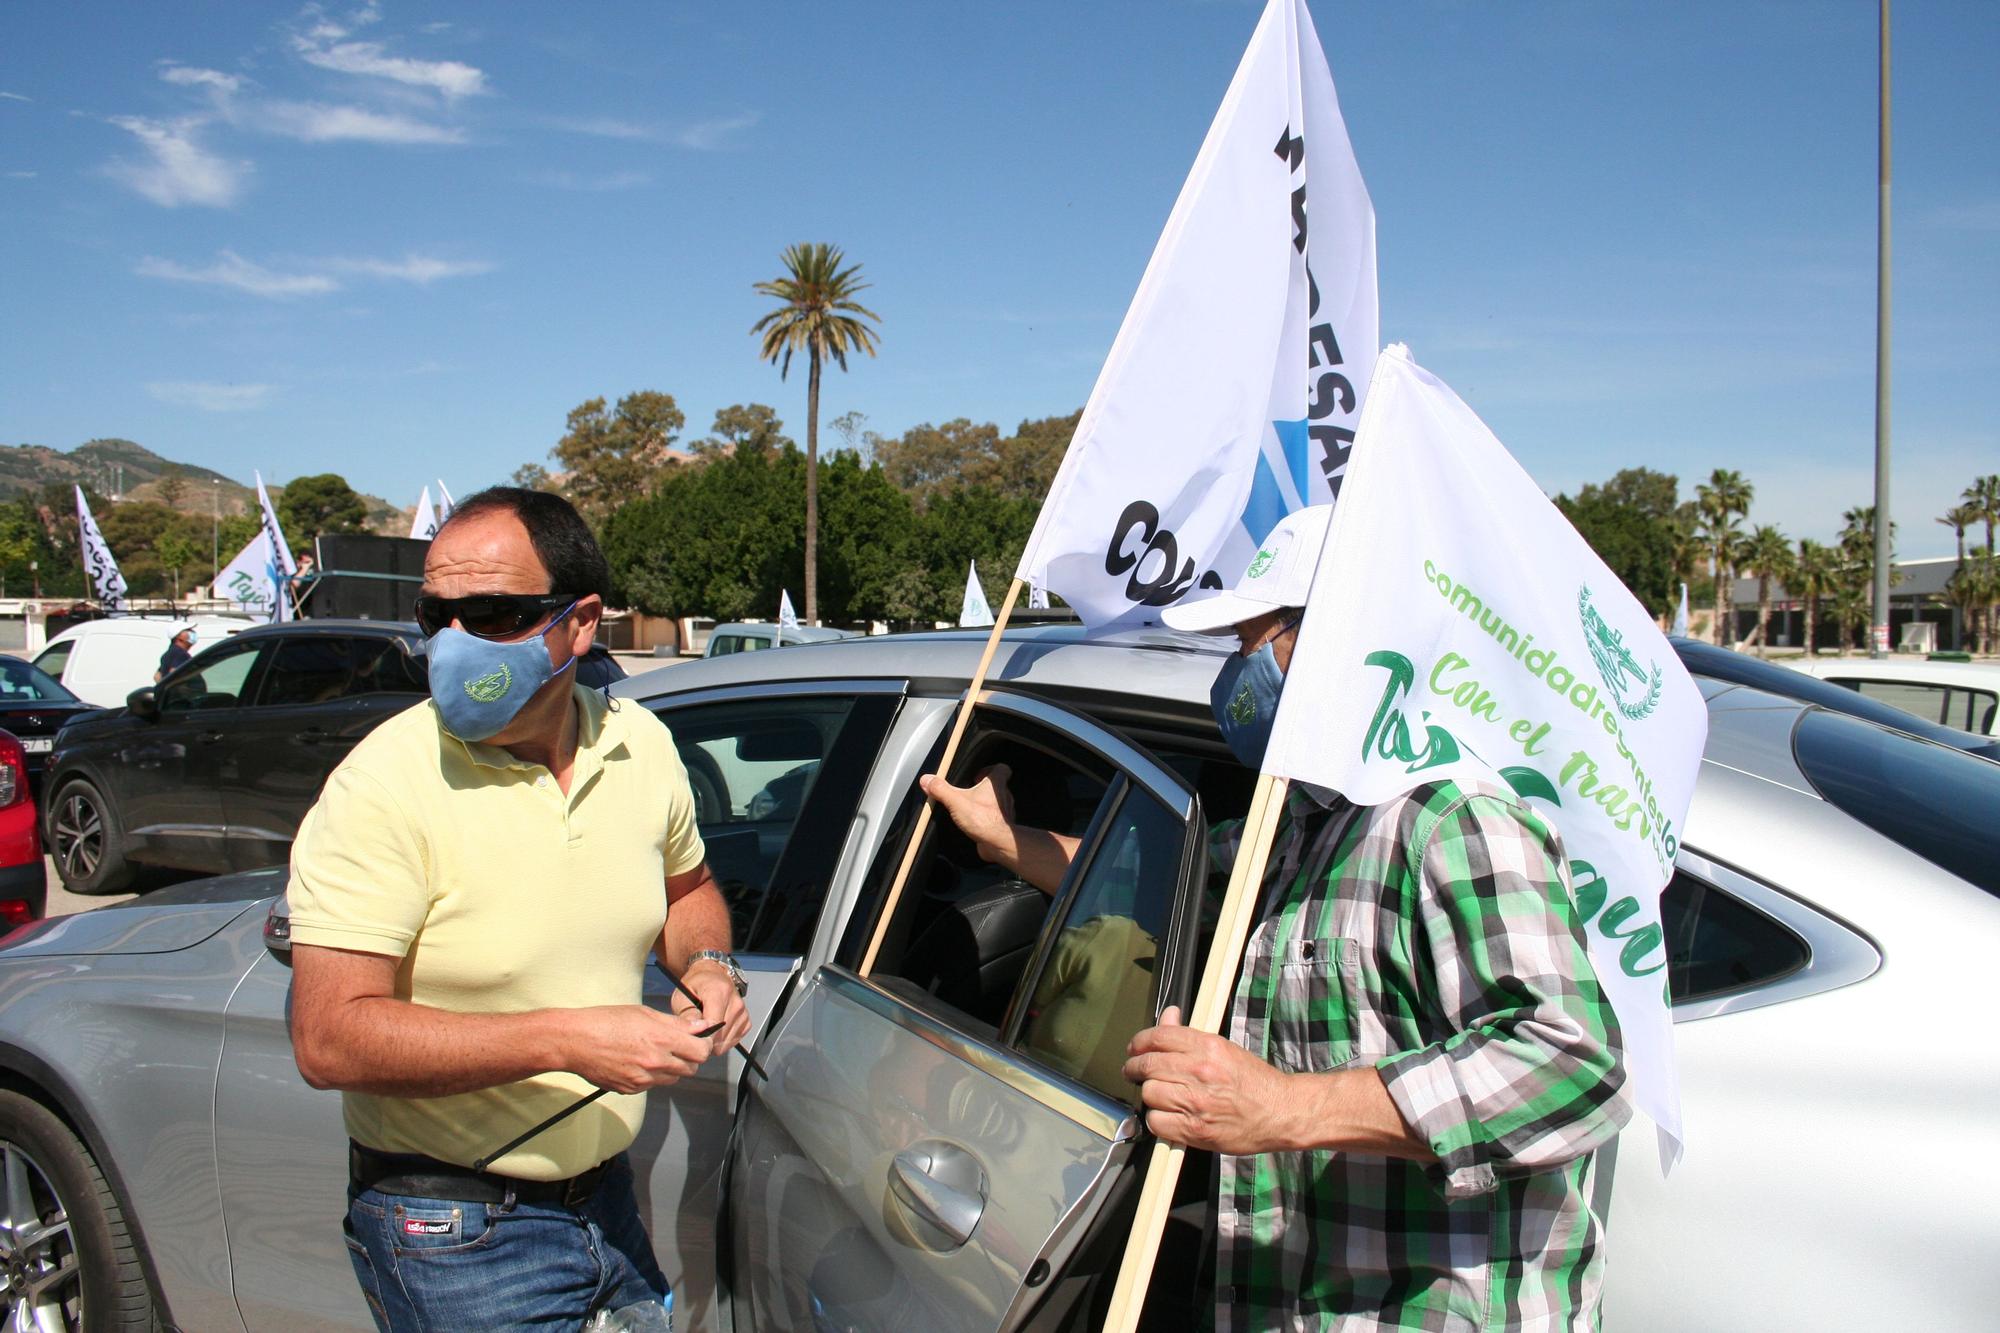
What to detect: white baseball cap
<box><xmin>1160</xmin><ymin>504</ymin><xmax>1333</xmax><ymax>635</ymax></box>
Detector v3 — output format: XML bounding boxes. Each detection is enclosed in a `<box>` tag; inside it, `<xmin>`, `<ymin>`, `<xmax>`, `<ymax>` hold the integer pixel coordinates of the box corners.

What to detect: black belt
<box><xmin>349</xmin><ymin>1141</ymin><xmax>612</xmax><ymax>1209</ymax></box>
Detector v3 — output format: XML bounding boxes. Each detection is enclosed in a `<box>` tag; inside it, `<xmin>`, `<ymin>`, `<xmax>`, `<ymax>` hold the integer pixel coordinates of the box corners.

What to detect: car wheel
<box><xmin>684</xmin><ymin>751</ymin><xmax>728</xmax><ymax>826</ymax></box>
<box><xmin>0</xmin><ymin>1090</ymin><xmax>161</xmax><ymax>1331</ymax></box>
<box><xmin>48</xmin><ymin>779</ymin><xmax>136</xmax><ymax>896</ymax></box>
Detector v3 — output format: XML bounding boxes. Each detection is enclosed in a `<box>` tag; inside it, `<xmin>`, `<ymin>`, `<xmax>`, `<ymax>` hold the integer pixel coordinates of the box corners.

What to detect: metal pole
<box><xmin>211</xmin><ymin>479</ymin><xmax>219</xmax><ymax>588</ymax></box>
<box><xmin>1870</xmin><ymin>0</ymin><xmax>1893</xmax><ymax>658</ymax></box>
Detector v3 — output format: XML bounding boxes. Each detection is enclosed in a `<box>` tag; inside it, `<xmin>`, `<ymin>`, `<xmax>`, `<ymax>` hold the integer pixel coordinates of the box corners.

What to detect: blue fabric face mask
<box><xmin>425</xmin><ymin>600</ymin><xmax>578</xmax><ymax>742</ymax></box>
<box><xmin>1211</xmin><ymin>640</ymin><xmax>1287</xmax><ymax>770</ymax></box>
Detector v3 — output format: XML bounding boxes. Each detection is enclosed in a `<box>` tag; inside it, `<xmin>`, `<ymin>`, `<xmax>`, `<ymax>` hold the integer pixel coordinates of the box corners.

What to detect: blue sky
<box><xmin>3</xmin><ymin>1</ymin><xmax>1994</xmax><ymax>556</ymax></box>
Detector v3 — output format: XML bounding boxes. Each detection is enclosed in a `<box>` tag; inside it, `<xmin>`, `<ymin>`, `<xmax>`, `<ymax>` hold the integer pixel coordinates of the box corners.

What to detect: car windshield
<box><xmin>0</xmin><ymin>655</ymin><xmax>78</xmax><ymax>704</ymax></box>
<box><xmin>1793</xmin><ymin>707</ymin><xmax>2000</xmax><ymax>898</ymax></box>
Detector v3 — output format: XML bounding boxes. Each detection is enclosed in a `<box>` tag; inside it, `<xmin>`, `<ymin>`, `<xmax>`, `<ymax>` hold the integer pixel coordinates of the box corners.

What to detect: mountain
<box><xmin>0</xmin><ymin>438</ymin><xmax>407</xmax><ymax>532</ymax></box>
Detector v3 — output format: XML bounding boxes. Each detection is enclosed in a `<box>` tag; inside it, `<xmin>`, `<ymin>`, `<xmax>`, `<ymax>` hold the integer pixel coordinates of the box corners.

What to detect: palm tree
<box><xmin>1838</xmin><ymin>504</ymin><xmax>1896</xmax><ymax>651</ymax></box>
<box><xmin>1939</xmin><ymin>502</ymin><xmax>1981</xmax><ymax>650</ymax></box>
<box><xmin>1946</xmin><ymin>552</ymin><xmax>1995</xmax><ymax>655</ymax></box>
<box><xmin>1695</xmin><ymin>469</ymin><xmax>1752</xmax><ymax>645</ymax></box>
<box><xmin>1965</xmin><ymin>476</ymin><xmax>2000</xmax><ymax>650</ymax></box>
<box><xmin>1741</xmin><ymin>525</ymin><xmax>1793</xmax><ymax>656</ymax></box>
<box><xmin>1793</xmin><ymin>539</ymin><xmax>1837</xmax><ymax>656</ymax></box>
<box><xmin>752</xmin><ymin>243</ymin><xmax>882</xmax><ymax>624</ymax></box>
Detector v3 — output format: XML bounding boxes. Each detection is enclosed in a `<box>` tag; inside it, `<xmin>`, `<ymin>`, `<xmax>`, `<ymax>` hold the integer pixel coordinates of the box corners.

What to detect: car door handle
<box><xmin>197</xmin><ymin>730</ymin><xmax>225</xmax><ymax>744</ymax></box>
<box><xmin>888</xmin><ymin>1144</ymin><xmax>986</xmax><ymax>1248</ymax></box>
<box><xmin>294</xmin><ymin>727</ymin><xmax>329</xmax><ymax>744</ymax></box>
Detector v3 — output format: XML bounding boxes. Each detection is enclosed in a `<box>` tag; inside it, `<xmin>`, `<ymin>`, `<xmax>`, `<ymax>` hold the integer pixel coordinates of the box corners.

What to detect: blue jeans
<box><xmin>343</xmin><ymin>1153</ymin><xmax>669</xmax><ymax>1332</ymax></box>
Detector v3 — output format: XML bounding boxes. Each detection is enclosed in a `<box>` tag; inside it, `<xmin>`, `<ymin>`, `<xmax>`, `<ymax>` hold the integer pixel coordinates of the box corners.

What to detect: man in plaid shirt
<box><xmin>927</xmin><ymin>506</ymin><xmax>1630</xmax><ymax>1330</ymax></box>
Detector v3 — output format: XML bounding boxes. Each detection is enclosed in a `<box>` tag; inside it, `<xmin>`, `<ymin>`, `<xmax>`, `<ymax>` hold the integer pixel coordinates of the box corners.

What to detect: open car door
<box><xmin>723</xmin><ymin>690</ymin><xmax>1210</xmax><ymax>1332</ymax></box>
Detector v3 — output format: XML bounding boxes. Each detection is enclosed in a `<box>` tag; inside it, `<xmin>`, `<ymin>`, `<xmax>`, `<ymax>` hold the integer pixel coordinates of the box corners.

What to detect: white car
<box><xmin>30</xmin><ymin>615</ymin><xmax>255</xmax><ymax>708</ymax></box>
<box><xmin>1789</xmin><ymin>657</ymin><xmax>1999</xmax><ymax>737</ymax></box>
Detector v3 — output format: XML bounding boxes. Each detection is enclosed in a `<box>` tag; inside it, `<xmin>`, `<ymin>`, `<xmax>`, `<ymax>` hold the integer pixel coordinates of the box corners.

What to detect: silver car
<box><xmin>0</xmin><ymin>628</ymin><xmax>1993</xmax><ymax>1332</ymax></box>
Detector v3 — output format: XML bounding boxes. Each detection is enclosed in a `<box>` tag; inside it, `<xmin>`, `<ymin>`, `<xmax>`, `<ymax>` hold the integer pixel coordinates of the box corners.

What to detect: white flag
<box><xmin>1670</xmin><ymin>582</ymin><xmax>1689</xmax><ymax>637</ymax></box>
<box><xmin>1028</xmin><ymin>582</ymin><xmax>1050</xmax><ymax>611</ymax></box>
<box><xmin>1265</xmin><ymin>345</ymin><xmax>1706</xmax><ymax>1161</ymax></box>
<box><xmin>778</xmin><ymin>589</ymin><xmax>800</xmax><ymax>631</ymax></box>
<box><xmin>436</xmin><ymin>480</ymin><xmax>455</xmax><ymax>521</ymax></box>
<box><xmin>959</xmin><ymin>561</ymin><xmax>994</xmax><ymax>628</ymax></box>
<box><xmin>73</xmin><ymin>486</ymin><xmax>127</xmax><ymax>611</ymax></box>
<box><xmin>1015</xmin><ymin>0</ymin><xmax>1375</xmax><ymax>629</ymax></box>
<box><xmin>213</xmin><ymin>530</ymin><xmax>284</xmax><ymax>621</ymax></box>
<box><xmin>410</xmin><ymin>486</ymin><xmax>440</xmax><ymax>541</ymax></box>
<box><xmin>254</xmin><ymin>472</ymin><xmax>297</xmax><ymax>622</ymax></box>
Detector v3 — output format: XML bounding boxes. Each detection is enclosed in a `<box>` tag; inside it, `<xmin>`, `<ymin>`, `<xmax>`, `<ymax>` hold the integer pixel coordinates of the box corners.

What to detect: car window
<box><xmin>257</xmin><ymin>636</ymin><xmax>358</xmax><ymax>707</ymax></box>
<box><xmin>349</xmin><ymin>637</ymin><xmax>428</xmax><ymax>695</ymax></box>
<box><xmin>1947</xmin><ymin>686</ymin><xmax>1996</xmax><ymax>735</ymax></box>
<box><xmin>31</xmin><ymin>641</ymin><xmax>72</xmax><ymax>681</ymax></box>
<box><xmin>160</xmin><ymin>639</ymin><xmax>267</xmax><ymax>712</ymax></box>
<box><xmin>0</xmin><ymin>656</ymin><xmax>77</xmax><ymax>703</ymax></box>
<box><xmin>1793</xmin><ymin>707</ymin><xmax>2000</xmax><ymax>897</ymax></box>
<box><xmin>707</xmin><ymin>635</ymin><xmax>744</xmax><ymax>656</ymax></box>
<box><xmin>1013</xmin><ymin>784</ymin><xmax>1186</xmax><ymax>1103</ymax></box>
<box><xmin>1846</xmin><ymin>678</ymin><xmax>1949</xmax><ymax>725</ymax></box>
<box><xmin>657</xmin><ymin>691</ymin><xmax>899</xmax><ymax>957</ymax></box>
<box><xmin>1659</xmin><ymin>871</ymin><xmax>1809</xmax><ymax>1005</ymax></box>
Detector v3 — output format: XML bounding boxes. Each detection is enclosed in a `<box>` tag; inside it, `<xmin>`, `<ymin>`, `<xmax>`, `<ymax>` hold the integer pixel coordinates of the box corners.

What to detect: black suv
<box><xmin>43</xmin><ymin>620</ymin><xmax>431</xmax><ymax>895</ymax></box>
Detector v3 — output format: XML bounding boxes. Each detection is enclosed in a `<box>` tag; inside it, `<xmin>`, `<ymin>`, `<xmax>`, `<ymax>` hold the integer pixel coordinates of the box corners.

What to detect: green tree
<box><xmin>511</xmin><ymin>462</ymin><xmax>557</xmax><ymax>492</ymax></box>
<box><xmin>968</xmin><ymin>410</ymin><xmax>1080</xmax><ymax>503</ymax></box>
<box><xmin>1792</xmin><ymin>539</ymin><xmax>1837</xmax><ymax>656</ymax></box>
<box><xmin>1739</xmin><ymin>524</ymin><xmax>1793</xmax><ymax>655</ymax></box>
<box><xmin>156</xmin><ymin>530</ymin><xmax>198</xmax><ymax>599</ymax></box>
<box><xmin>1963</xmin><ymin>475</ymin><xmax>1999</xmax><ymax>645</ymax></box>
<box><xmin>1554</xmin><ymin>467</ymin><xmax>1683</xmax><ymax>617</ymax></box>
<box><xmin>694</xmin><ymin>403</ymin><xmax>792</xmax><ymax>459</ymax></box>
<box><xmin>1695</xmin><ymin>469</ymin><xmax>1753</xmax><ymax>645</ymax></box>
<box><xmin>277</xmin><ymin>474</ymin><xmax>369</xmax><ymax>548</ymax></box>
<box><xmin>156</xmin><ymin>466</ymin><xmax>189</xmax><ymax>510</ymax></box>
<box><xmin>753</xmin><ymin>242</ymin><xmax>882</xmax><ymax>624</ymax></box>
<box><xmin>874</xmin><ymin>418</ymin><xmax>1001</xmax><ymax>507</ymax></box>
<box><xmin>1836</xmin><ymin>505</ymin><xmax>1896</xmax><ymax>651</ymax></box>
<box><xmin>551</xmin><ymin>391</ymin><xmax>688</xmax><ymax>523</ymax></box>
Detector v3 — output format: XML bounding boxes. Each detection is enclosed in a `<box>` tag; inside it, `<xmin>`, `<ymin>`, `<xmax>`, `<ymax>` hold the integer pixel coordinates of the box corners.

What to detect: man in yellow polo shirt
<box><xmin>287</xmin><ymin>487</ymin><xmax>748</xmax><ymax>1332</ymax></box>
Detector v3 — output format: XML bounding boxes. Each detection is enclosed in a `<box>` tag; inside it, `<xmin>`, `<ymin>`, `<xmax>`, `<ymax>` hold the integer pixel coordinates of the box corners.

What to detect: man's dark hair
<box><xmin>439</xmin><ymin>487</ymin><xmax>612</xmax><ymax>599</ymax></box>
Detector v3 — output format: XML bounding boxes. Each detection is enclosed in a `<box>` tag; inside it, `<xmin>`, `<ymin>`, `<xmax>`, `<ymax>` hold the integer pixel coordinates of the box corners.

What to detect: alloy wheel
<box><xmin>0</xmin><ymin>1140</ymin><xmax>81</xmax><ymax>1332</ymax></box>
<box><xmin>51</xmin><ymin>795</ymin><xmax>100</xmax><ymax>884</ymax></box>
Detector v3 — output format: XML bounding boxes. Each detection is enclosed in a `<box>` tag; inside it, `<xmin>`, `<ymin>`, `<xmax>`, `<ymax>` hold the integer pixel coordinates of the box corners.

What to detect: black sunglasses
<box><xmin>413</xmin><ymin>592</ymin><xmax>577</xmax><ymax>640</ymax></box>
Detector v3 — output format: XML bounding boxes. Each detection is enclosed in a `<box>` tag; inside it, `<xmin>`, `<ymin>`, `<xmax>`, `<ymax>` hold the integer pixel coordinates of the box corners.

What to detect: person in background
<box><xmin>154</xmin><ymin>626</ymin><xmax>194</xmax><ymax>681</ymax></box>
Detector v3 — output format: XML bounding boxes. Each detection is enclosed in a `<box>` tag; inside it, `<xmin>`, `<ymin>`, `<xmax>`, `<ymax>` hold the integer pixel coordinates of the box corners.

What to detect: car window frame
<box><xmin>1665</xmin><ymin>846</ymin><xmax>1879</xmax><ymax>1023</ymax></box>
<box><xmin>157</xmin><ymin>635</ymin><xmax>273</xmax><ymax>714</ymax></box>
<box><xmin>251</xmin><ymin>633</ymin><xmax>364</xmax><ymax>709</ymax></box>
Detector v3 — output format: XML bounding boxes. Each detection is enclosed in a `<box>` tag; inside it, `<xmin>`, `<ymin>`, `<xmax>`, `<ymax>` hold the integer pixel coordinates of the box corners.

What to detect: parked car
<box><xmin>42</xmin><ymin>619</ymin><xmax>429</xmax><ymax>895</ymax></box>
<box><xmin>0</xmin><ymin>628</ymin><xmax>1992</xmax><ymax>1332</ymax></box>
<box><xmin>1787</xmin><ymin>655</ymin><xmax>2000</xmax><ymax>737</ymax></box>
<box><xmin>0</xmin><ymin>730</ymin><xmax>44</xmax><ymax>927</ymax></box>
<box><xmin>0</xmin><ymin>655</ymin><xmax>97</xmax><ymax>798</ymax></box>
<box><xmin>1671</xmin><ymin>637</ymin><xmax>2000</xmax><ymax>761</ymax></box>
<box><xmin>31</xmin><ymin>615</ymin><xmax>256</xmax><ymax>707</ymax></box>
<box><xmin>703</xmin><ymin>621</ymin><xmax>858</xmax><ymax>657</ymax></box>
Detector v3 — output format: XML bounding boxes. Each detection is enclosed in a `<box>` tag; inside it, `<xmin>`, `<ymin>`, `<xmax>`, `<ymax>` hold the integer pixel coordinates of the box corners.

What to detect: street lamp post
<box><xmin>1871</xmin><ymin>0</ymin><xmax>1893</xmax><ymax>659</ymax></box>
<box><xmin>211</xmin><ymin>479</ymin><xmax>220</xmax><ymax>593</ymax></box>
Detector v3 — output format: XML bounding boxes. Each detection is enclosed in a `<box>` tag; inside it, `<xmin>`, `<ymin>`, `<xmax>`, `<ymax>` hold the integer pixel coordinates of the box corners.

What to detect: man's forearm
<box><xmin>294</xmin><ymin>998</ymin><xmax>574</xmax><ymax>1097</ymax></box>
<box><xmin>660</xmin><ymin>878</ymin><xmax>734</xmax><ymax>976</ymax></box>
<box><xmin>1272</xmin><ymin>1067</ymin><xmax>1437</xmax><ymax>1160</ymax></box>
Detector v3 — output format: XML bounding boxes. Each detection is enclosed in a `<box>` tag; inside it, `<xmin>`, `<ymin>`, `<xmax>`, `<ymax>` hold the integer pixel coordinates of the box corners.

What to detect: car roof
<box><xmin>229</xmin><ymin>618</ymin><xmax>423</xmax><ymax>641</ymax></box>
<box><xmin>1794</xmin><ymin>658</ymin><xmax>2000</xmax><ymax>688</ymax></box>
<box><xmin>44</xmin><ymin>614</ymin><xmax>254</xmax><ymax>643</ymax></box>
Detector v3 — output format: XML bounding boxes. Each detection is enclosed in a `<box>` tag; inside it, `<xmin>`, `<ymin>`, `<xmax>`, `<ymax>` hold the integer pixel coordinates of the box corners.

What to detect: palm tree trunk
<box><xmin>1755</xmin><ymin>582</ymin><xmax>1771</xmax><ymax>656</ymax></box>
<box><xmin>1714</xmin><ymin>559</ymin><xmax>1730</xmax><ymax>647</ymax></box>
<box><xmin>805</xmin><ymin>348</ymin><xmax>821</xmax><ymax>625</ymax></box>
<box><xmin>1804</xmin><ymin>597</ymin><xmax>1817</xmax><ymax>656</ymax></box>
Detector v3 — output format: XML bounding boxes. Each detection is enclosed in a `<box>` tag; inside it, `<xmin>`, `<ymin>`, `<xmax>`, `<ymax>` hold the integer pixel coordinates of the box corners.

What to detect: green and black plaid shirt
<box><xmin>1209</xmin><ymin>779</ymin><xmax>1629</xmax><ymax>1331</ymax></box>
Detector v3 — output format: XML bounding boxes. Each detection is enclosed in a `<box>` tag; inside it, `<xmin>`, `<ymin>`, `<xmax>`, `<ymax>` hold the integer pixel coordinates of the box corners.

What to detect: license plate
<box><xmin>19</xmin><ymin>738</ymin><xmax>51</xmax><ymax>753</ymax></box>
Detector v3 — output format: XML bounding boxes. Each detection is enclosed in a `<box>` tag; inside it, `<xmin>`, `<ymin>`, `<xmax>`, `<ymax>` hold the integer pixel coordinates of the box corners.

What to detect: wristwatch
<box><xmin>688</xmin><ymin>950</ymin><xmax>748</xmax><ymax>997</ymax></box>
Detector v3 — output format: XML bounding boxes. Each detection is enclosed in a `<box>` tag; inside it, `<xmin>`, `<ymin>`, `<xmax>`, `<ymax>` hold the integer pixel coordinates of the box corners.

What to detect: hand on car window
<box><xmin>919</xmin><ymin>764</ymin><xmax>1016</xmax><ymax>861</ymax></box>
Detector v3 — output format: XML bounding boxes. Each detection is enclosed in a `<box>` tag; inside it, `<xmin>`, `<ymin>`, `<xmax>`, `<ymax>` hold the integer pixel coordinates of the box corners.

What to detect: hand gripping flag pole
<box><xmin>1100</xmin><ymin>769</ymin><xmax>1290</xmax><ymax>1330</ymax></box>
<box><xmin>858</xmin><ymin>577</ymin><xmax>1023</xmax><ymax>976</ymax></box>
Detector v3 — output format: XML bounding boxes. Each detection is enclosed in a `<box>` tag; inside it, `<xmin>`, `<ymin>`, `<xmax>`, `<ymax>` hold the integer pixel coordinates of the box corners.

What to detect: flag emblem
<box><xmin>1246</xmin><ymin>547</ymin><xmax>1278</xmax><ymax>579</ymax></box>
<box><xmin>1578</xmin><ymin>584</ymin><xmax>1664</xmax><ymax>722</ymax></box>
<box><xmin>464</xmin><ymin>665</ymin><xmax>512</xmax><ymax>703</ymax></box>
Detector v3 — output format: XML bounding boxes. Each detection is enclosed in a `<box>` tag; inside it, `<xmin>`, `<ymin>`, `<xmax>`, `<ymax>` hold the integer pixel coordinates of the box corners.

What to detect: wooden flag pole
<box><xmin>858</xmin><ymin>577</ymin><xmax>1026</xmax><ymax>976</ymax></box>
<box><xmin>1101</xmin><ymin>769</ymin><xmax>1292</xmax><ymax>1331</ymax></box>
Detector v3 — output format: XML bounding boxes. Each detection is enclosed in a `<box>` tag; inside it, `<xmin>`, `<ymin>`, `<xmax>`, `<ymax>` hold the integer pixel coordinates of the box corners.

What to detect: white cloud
<box><xmin>326</xmin><ymin>254</ymin><xmax>494</xmax><ymax>283</ymax></box>
<box><xmin>291</xmin><ymin>7</ymin><xmax>488</xmax><ymax>100</ymax></box>
<box><xmin>250</xmin><ymin>99</ymin><xmax>464</xmax><ymax>144</ymax></box>
<box><xmin>0</xmin><ymin>92</ymin><xmax>29</xmax><ymax>103</ymax></box>
<box><xmin>5</xmin><ymin>171</ymin><xmax>35</xmax><ymax>180</ymax></box>
<box><xmin>673</xmin><ymin>112</ymin><xmax>758</xmax><ymax>150</ymax></box>
<box><xmin>147</xmin><ymin>381</ymin><xmax>275</xmax><ymax>412</ymax></box>
<box><xmin>555</xmin><ymin>116</ymin><xmax>655</xmax><ymax>141</ymax></box>
<box><xmin>528</xmin><ymin>168</ymin><xmax>652</xmax><ymax>192</ymax></box>
<box><xmin>159</xmin><ymin>65</ymin><xmax>244</xmax><ymax>95</ymax></box>
<box><xmin>136</xmin><ymin>251</ymin><xmax>337</xmax><ymax>297</ymax></box>
<box><xmin>102</xmin><ymin>116</ymin><xmax>248</xmax><ymax>207</ymax></box>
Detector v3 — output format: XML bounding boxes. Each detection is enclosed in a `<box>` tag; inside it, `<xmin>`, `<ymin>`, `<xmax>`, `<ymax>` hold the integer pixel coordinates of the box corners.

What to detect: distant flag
<box><xmin>778</xmin><ymin>589</ymin><xmax>801</xmax><ymax>631</ymax></box>
<box><xmin>1264</xmin><ymin>344</ymin><xmax>1707</xmax><ymax>1162</ymax></box>
<box><xmin>1670</xmin><ymin>582</ymin><xmax>1689</xmax><ymax>637</ymax></box>
<box><xmin>1015</xmin><ymin>0</ymin><xmax>1376</xmax><ymax>629</ymax></box>
<box><xmin>213</xmin><ymin>530</ymin><xmax>283</xmax><ymax>621</ymax></box>
<box><xmin>436</xmin><ymin>480</ymin><xmax>455</xmax><ymax>520</ymax></box>
<box><xmin>1028</xmin><ymin>582</ymin><xmax>1050</xmax><ymax>611</ymax></box>
<box><xmin>410</xmin><ymin>486</ymin><xmax>441</xmax><ymax>541</ymax></box>
<box><xmin>959</xmin><ymin>561</ymin><xmax>995</xmax><ymax>628</ymax></box>
<box><xmin>73</xmin><ymin>486</ymin><xmax>127</xmax><ymax>611</ymax></box>
<box><xmin>254</xmin><ymin>472</ymin><xmax>297</xmax><ymax>622</ymax></box>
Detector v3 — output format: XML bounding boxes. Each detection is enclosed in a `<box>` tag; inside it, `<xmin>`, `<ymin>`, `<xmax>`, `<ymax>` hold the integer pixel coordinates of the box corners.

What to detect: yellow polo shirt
<box><xmin>286</xmin><ymin>684</ymin><xmax>705</xmax><ymax>1180</ymax></box>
